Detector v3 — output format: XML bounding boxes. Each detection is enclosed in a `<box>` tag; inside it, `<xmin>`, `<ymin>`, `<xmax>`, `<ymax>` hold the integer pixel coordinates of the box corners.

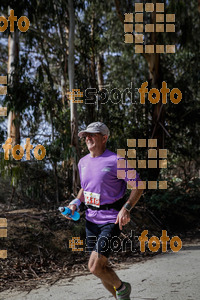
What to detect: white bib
<box><xmin>84</xmin><ymin>191</ymin><xmax>100</xmax><ymax>208</ymax></box>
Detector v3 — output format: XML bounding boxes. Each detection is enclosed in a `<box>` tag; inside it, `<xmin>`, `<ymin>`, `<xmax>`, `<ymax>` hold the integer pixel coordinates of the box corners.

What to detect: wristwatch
<box><xmin>123</xmin><ymin>202</ymin><xmax>132</xmax><ymax>212</ymax></box>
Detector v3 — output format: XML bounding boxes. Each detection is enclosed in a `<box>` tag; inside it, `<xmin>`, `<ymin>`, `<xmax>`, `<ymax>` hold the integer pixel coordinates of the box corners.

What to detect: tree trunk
<box><xmin>114</xmin><ymin>0</ymin><xmax>165</xmax><ymax>180</ymax></box>
<box><xmin>97</xmin><ymin>53</ymin><xmax>104</xmax><ymax>90</ymax></box>
<box><xmin>146</xmin><ymin>0</ymin><xmax>165</xmax><ymax>179</ymax></box>
<box><xmin>36</xmin><ymin>14</ymin><xmax>60</xmax><ymax>204</ymax></box>
<box><xmin>68</xmin><ymin>0</ymin><xmax>79</xmax><ymax>194</ymax></box>
<box><xmin>55</xmin><ymin>3</ymin><xmax>69</xmax><ymax>172</ymax></box>
<box><xmin>51</xmin><ymin>115</ymin><xmax>59</xmax><ymax>205</ymax></box>
<box><xmin>97</xmin><ymin>53</ymin><xmax>104</xmax><ymax>120</ymax></box>
<box><xmin>7</xmin><ymin>29</ymin><xmax>20</xmax><ymax>146</ymax></box>
<box><xmin>61</xmin><ymin>26</ymin><xmax>69</xmax><ymax>170</ymax></box>
<box><xmin>55</xmin><ymin>2</ymin><xmax>69</xmax><ymax>107</ymax></box>
<box><xmin>88</xmin><ymin>10</ymin><xmax>96</xmax><ymax>123</ymax></box>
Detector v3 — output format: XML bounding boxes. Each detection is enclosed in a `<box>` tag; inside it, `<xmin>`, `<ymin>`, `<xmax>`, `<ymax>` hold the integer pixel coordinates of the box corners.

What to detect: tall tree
<box><xmin>7</xmin><ymin>13</ymin><xmax>20</xmax><ymax>146</ymax></box>
<box><xmin>115</xmin><ymin>0</ymin><xmax>165</xmax><ymax>179</ymax></box>
<box><xmin>68</xmin><ymin>0</ymin><xmax>79</xmax><ymax>194</ymax></box>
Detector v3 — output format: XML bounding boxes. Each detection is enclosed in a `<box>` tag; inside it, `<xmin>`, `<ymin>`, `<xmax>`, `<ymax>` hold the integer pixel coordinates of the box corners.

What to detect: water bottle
<box><xmin>58</xmin><ymin>207</ymin><xmax>80</xmax><ymax>221</ymax></box>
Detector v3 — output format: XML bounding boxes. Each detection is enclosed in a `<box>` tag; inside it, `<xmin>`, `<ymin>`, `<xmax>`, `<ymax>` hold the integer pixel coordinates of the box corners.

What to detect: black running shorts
<box><xmin>85</xmin><ymin>219</ymin><xmax>122</xmax><ymax>258</ymax></box>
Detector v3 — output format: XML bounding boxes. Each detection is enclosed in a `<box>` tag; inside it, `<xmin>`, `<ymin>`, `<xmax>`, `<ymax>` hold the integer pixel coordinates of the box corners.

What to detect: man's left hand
<box><xmin>115</xmin><ymin>207</ymin><xmax>130</xmax><ymax>230</ymax></box>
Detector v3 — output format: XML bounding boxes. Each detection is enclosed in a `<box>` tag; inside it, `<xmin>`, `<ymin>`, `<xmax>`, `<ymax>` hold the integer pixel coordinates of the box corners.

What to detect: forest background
<box><xmin>0</xmin><ymin>0</ymin><xmax>199</xmax><ymax>293</ymax></box>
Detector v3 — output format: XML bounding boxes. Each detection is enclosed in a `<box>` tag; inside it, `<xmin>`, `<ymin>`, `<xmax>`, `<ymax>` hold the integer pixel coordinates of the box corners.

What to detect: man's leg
<box><xmin>88</xmin><ymin>251</ymin><xmax>122</xmax><ymax>298</ymax></box>
<box><xmin>101</xmin><ymin>279</ymin><xmax>116</xmax><ymax>298</ymax></box>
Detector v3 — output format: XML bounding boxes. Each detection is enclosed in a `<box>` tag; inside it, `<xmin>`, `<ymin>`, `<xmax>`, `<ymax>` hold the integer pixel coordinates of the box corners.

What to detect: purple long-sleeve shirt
<box><xmin>78</xmin><ymin>149</ymin><xmax>140</xmax><ymax>224</ymax></box>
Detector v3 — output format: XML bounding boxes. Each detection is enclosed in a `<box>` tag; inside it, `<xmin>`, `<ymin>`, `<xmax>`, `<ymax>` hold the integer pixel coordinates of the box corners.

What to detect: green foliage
<box><xmin>0</xmin><ymin>0</ymin><xmax>199</xmax><ymax>225</ymax></box>
<box><xmin>145</xmin><ymin>178</ymin><xmax>200</xmax><ymax>227</ymax></box>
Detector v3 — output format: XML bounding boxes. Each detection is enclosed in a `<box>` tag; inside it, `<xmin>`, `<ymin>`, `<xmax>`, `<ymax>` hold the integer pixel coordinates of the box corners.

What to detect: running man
<box><xmin>67</xmin><ymin>122</ymin><xmax>143</xmax><ymax>299</ymax></box>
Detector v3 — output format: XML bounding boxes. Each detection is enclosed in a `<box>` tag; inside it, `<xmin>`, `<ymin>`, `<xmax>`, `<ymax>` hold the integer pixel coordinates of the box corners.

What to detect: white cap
<box><xmin>78</xmin><ymin>122</ymin><xmax>110</xmax><ymax>138</ymax></box>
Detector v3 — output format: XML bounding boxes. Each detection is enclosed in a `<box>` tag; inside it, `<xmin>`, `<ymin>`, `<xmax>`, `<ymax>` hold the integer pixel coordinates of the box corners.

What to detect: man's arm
<box><xmin>64</xmin><ymin>188</ymin><xmax>84</xmax><ymax>205</ymax></box>
<box><xmin>63</xmin><ymin>188</ymin><xmax>84</xmax><ymax>219</ymax></box>
<box><xmin>76</xmin><ymin>188</ymin><xmax>84</xmax><ymax>202</ymax></box>
<box><xmin>126</xmin><ymin>188</ymin><xmax>143</xmax><ymax>210</ymax></box>
<box><xmin>115</xmin><ymin>187</ymin><xmax>144</xmax><ymax>230</ymax></box>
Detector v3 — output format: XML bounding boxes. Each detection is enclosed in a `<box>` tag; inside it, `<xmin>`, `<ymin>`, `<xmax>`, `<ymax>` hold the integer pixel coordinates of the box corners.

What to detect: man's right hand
<box><xmin>63</xmin><ymin>204</ymin><xmax>77</xmax><ymax>220</ymax></box>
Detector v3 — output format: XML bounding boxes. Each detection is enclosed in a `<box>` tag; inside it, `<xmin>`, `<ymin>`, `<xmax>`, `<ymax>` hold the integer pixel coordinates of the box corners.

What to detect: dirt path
<box><xmin>1</xmin><ymin>244</ymin><xmax>199</xmax><ymax>300</ymax></box>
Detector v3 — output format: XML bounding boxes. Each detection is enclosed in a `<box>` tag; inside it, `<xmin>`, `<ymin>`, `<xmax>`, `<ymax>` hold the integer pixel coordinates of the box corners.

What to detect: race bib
<box><xmin>84</xmin><ymin>191</ymin><xmax>100</xmax><ymax>208</ymax></box>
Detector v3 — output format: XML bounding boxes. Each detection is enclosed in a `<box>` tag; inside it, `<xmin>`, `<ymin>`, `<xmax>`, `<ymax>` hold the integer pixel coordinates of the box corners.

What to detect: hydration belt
<box><xmin>79</xmin><ymin>196</ymin><xmax>127</xmax><ymax>212</ymax></box>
